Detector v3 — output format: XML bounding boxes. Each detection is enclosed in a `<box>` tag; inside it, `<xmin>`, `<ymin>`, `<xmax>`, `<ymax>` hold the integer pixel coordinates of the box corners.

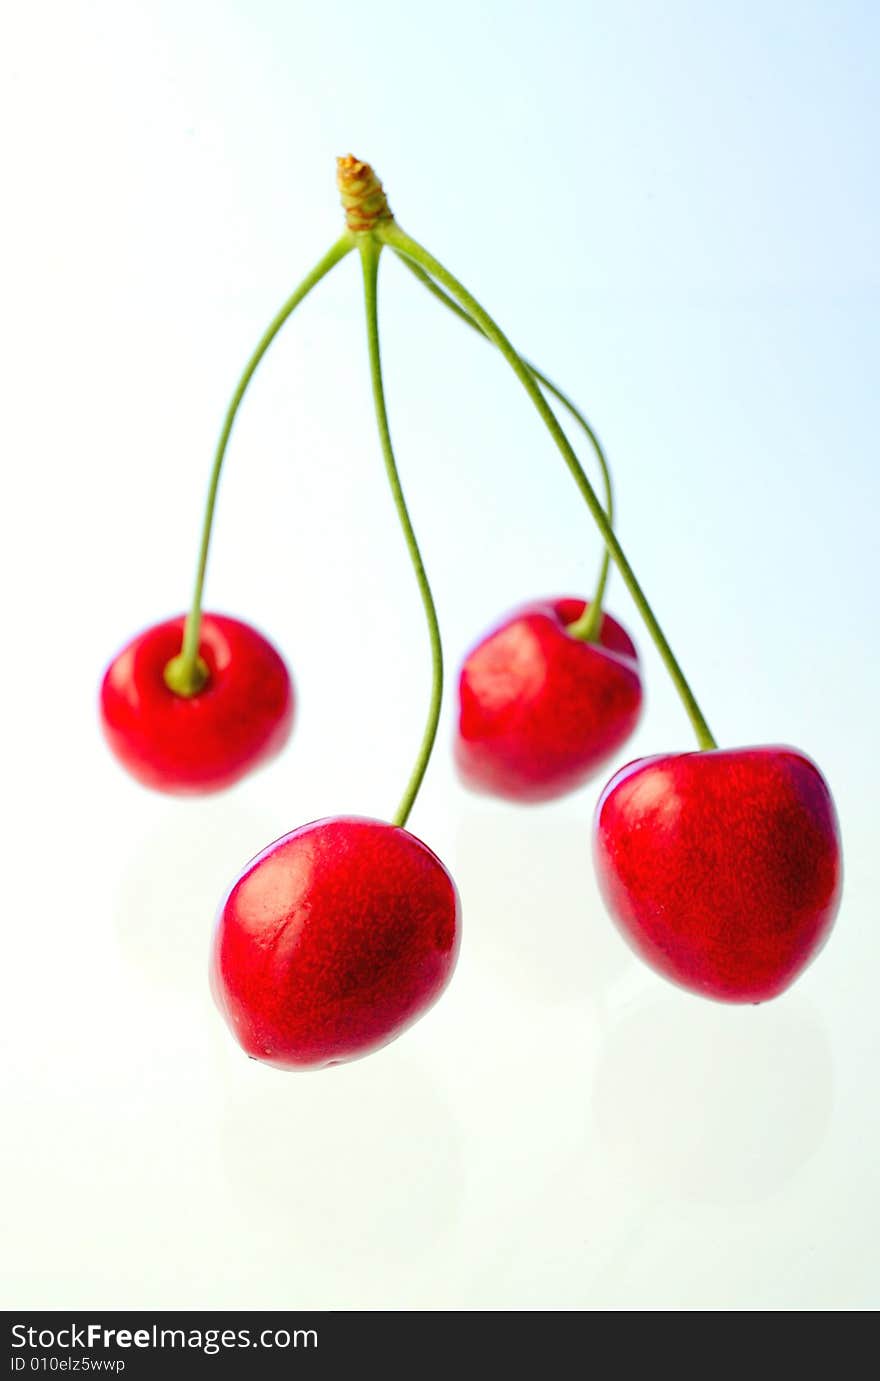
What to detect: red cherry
<box><xmin>593</xmin><ymin>747</ymin><xmax>842</xmax><ymax>1003</ymax></box>
<box><xmin>212</xmin><ymin>816</ymin><xmax>460</xmax><ymax>1069</ymax></box>
<box><xmin>100</xmin><ymin>613</ymin><xmax>294</xmax><ymax>794</ymax></box>
<box><xmin>455</xmin><ymin>596</ymin><xmax>643</xmax><ymax>802</ymax></box>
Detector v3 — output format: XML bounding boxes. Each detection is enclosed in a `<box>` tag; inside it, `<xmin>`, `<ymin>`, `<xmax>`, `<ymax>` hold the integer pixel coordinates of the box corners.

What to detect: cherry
<box><xmin>593</xmin><ymin>747</ymin><xmax>842</xmax><ymax>1003</ymax></box>
<box><xmin>456</xmin><ymin>596</ymin><xmax>643</xmax><ymax>802</ymax></box>
<box><xmin>211</xmin><ymin>816</ymin><xmax>461</xmax><ymax>1069</ymax></box>
<box><xmin>99</xmin><ymin>228</ymin><xmax>352</xmax><ymax>797</ymax></box>
<box><xmin>100</xmin><ymin>613</ymin><xmax>293</xmax><ymax>794</ymax></box>
<box><xmin>207</xmin><ymin>166</ymin><xmax>462</xmax><ymax>1071</ymax></box>
<box><xmin>395</xmin><ymin>245</ymin><xmax>639</xmax><ymax>808</ymax></box>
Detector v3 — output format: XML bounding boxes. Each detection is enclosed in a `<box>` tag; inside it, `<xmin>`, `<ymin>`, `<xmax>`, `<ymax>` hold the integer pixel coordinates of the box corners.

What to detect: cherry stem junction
<box><xmin>377</xmin><ymin>220</ymin><xmax>717</xmax><ymax>752</ymax></box>
<box><xmin>165</xmin><ymin>232</ymin><xmax>356</xmax><ymax>698</ymax></box>
<box><xmin>359</xmin><ymin>237</ymin><xmax>444</xmax><ymax>829</ymax></box>
<box><xmin>392</xmin><ymin>252</ymin><xmax>612</xmax><ymax>643</ymax></box>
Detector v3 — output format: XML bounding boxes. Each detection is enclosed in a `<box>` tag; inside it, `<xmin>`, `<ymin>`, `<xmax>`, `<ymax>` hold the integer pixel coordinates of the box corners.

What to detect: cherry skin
<box><xmin>593</xmin><ymin>747</ymin><xmax>842</xmax><ymax>1003</ymax></box>
<box><xmin>100</xmin><ymin>613</ymin><xmax>294</xmax><ymax>794</ymax></box>
<box><xmin>455</xmin><ymin>596</ymin><xmax>643</xmax><ymax>803</ymax></box>
<box><xmin>212</xmin><ymin>816</ymin><xmax>461</xmax><ymax>1070</ymax></box>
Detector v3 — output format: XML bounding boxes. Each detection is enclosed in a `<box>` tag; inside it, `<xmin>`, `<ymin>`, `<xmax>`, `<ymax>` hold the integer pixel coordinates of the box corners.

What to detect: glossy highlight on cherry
<box><xmin>100</xmin><ymin>613</ymin><xmax>294</xmax><ymax>794</ymax></box>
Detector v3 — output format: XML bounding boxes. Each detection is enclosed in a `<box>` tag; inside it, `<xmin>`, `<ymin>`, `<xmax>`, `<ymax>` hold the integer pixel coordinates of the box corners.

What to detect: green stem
<box><xmin>165</xmin><ymin>232</ymin><xmax>355</xmax><ymax>697</ymax></box>
<box><xmin>359</xmin><ymin>237</ymin><xmax>444</xmax><ymax>828</ymax></box>
<box><xmin>527</xmin><ymin>371</ymin><xmax>610</xmax><ymax>641</ymax></box>
<box><xmin>393</xmin><ymin>251</ymin><xmax>611</xmax><ymax>641</ymax></box>
<box><xmin>380</xmin><ymin>221</ymin><xmax>717</xmax><ymax>752</ymax></box>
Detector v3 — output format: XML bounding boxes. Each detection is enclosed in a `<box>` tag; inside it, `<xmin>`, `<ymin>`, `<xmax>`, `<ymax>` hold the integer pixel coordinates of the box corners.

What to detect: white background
<box><xmin>2</xmin><ymin>1</ymin><xmax>878</xmax><ymax>1309</ymax></box>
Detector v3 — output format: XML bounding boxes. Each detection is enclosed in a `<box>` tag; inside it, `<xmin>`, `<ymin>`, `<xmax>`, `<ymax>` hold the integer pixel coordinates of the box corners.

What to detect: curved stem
<box><xmin>359</xmin><ymin>237</ymin><xmax>444</xmax><ymax>827</ymax></box>
<box><xmin>392</xmin><ymin>251</ymin><xmax>611</xmax><ymax>642</ymax></box>
<box><xmin>528</xmin><ymin>371</ymin><xmax>610</xmax><ymax>641</ymax></box>
<box><xmin>380</xmin><ymin>221</ymin><xmax>717</xmax><ymax>752</ymax></box>
<box><xmin>165</xmin><ymin>232</ymin><xmax>355</xmax><ymax>696</ymax></box>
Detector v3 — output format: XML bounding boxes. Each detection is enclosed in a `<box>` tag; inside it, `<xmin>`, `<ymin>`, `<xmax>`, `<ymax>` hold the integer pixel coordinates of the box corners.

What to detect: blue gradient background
<box><xmin>2</xmin><ymin>1</ymin><xmax>878</xmax><ymax>1308</ymax></box>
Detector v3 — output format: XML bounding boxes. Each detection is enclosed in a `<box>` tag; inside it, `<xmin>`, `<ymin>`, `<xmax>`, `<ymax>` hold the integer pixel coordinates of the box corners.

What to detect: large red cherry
<box><xmin>212</xmin><ymin>816</ymin><xmax>461</xmax><ymax>1069</ymax></box>
<box><xmin>593</xmin><ymin>747</ymin><xmax>842</xmax><ymax>1003</ymax></box>
<box><xmin>455</xmin><ymin>596</ymin><xmax>643</xmax><ymax>802</ymax></box>
<box><xmin>100</xmin><ymin>613</ymin><xmax>294</xmax><ymax>794</ymax></box>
